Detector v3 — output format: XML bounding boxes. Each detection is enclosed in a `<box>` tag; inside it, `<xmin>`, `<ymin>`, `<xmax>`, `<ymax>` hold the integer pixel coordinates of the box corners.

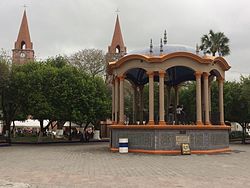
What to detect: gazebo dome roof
<box><xmin>127</xmin><ymin>44</ymin><xmax>203</xmax><ymax>56</ymax></box>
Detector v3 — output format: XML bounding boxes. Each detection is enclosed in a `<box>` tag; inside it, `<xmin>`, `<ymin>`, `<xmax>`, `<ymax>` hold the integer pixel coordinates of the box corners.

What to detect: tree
<box><xmin>1</xmin><ymin>53</ymin><xmax>111</xmax><ymax>141</ymax></box>
<box><xmin>0</xmin><ymin>50</ymin><xmax>18</xmax><ymax>141</ymax></box>
<box><xmin>223</xmin><ymin>81</ymin><xmax>244</xmax><ymax>122</ymax></box>
<box><xmin>239</xmin><ymin>76</ymin><xmax>250</xmax><ymax>144</ymax></box>
<box><xmin>11</xmin><ymin>62</ymin><xmax>54</xmax><ymax>139</ymax></box>
<box><xmin>199</xmin><ymin>30</ymin><xmax>230</xmax><ymax>56</ymax></box>
<box><xmin>68</xmin><ymin>49</ymin><xmax>106</xmax><ymax>77</ymax></box>
<box><xmin>85</xmin><ymin>76</ymin><xmax>111</xmax><ymax>127</ymax></box>
<box><xmin>0</xmin><ymin>50</ymin><xmax>11</xmax><ymax>90</ymax></box>
<box><xmin>0</xmin><ymin>68</ymin><xmax>26</xmax><ymax>141</ymax></box>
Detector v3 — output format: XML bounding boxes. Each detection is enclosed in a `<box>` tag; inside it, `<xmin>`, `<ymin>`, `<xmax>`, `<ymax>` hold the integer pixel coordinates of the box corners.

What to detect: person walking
<box><xmin>176</xmin><ymin>105</ymin><xmax>183</xmax><ymax>125</ymax></box>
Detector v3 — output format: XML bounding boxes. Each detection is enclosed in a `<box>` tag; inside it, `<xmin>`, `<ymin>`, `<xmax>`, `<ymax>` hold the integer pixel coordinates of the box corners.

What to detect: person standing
<box><xmin>168</xmin><ymin>104</ymin><xmax>174</xmax><ymax>124</ymax></box>
<box><xmin>176</xmin><ymin>105</ymin><xmax>183</xmax><ymax>125</ymax></box>
<box><xmin>180</xmin><ymin>105</ymin><xmax>186</xmax><ymax>125</ymax></box>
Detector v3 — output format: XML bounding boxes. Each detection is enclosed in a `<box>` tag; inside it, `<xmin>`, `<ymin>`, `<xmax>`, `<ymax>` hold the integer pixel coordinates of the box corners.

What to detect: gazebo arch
<box><xmin>124</xmin><ymin>68</ymin><xmax>148</xmax><ymax>86</ymax></box>
<box><xmin>124</xmin><ymin>68</ymin><xmax>148</xmax><ymax>124</ymax></box>
<box><xmin>166</xmin><ymin>66</ymin><xmax>195</xmax><ymax>86</ymax></box>
<box><xmin>208</xmin><ymin>69</ymin><xmax>225</xmax><ymax>125</ymax></box>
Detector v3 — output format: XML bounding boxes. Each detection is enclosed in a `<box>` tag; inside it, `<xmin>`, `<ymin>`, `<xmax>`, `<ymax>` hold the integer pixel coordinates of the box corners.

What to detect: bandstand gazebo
<box><xmin>108</xmin><ymin>42</ymin><xmax>231</xmax><ymax>154</ymax></box>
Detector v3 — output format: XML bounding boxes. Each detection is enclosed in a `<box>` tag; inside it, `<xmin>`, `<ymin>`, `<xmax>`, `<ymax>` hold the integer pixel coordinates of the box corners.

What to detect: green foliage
<box><xmin>179</xmin><ymin>78</ymin><xmax>250</xmax><ymax>125</ymax></box>
<box><xmin>223</xmin><ymin>81</ymin><xmax>245</xmax><ymax>122</ymax></box>
<box><xmin>179</xmin><ymin>82</ymin><xmax>196</xmax><ymax>123</ymax></box>
<box><xmin>0</xmin><ymin>50</ymin><xmax>23</xmax><ymax>133</ymax></box>
<box><xmin>199</xmin><ymin>30</ymin><xmax>230</xmax><ymax>56</ymax></box>
<box><xmin>85</xmin><ymin>76</ymin><xmax>111</xmax><ymax>125</ymax></box>
<box><xmin>124</xmin><ymin>81</ymin><xmax>135</xmax><ymax>122</ymax></box>
<box><xmin>0</xmin><ymin>55</ymin><xmax>111</xmax><ymax>134</ymax></box>
<box><xmin>0</xmin><ymin>50</ymin><xmax>11</xmax><ymax>100</ymax></box>
<box><xmin>46</xmin><ymin>55</ymin><xmax>69</xmax><ymax>68</ymax></box>
<box><xmin>240</xmin><ymin>76</ymin><xmax>250</xmax><ymax>123</ymax></box>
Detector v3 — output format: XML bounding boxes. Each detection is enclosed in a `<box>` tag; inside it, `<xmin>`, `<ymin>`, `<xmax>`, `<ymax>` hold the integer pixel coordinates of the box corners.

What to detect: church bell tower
<box><xmin>12</xmin><ymin>10</ymin><xmax>34</xmax><ymax>64</ymax></box>
<box><xmin>106</xmin><ymin>14</ymin><xmax>126</xmax><ymax>63</ymax></box>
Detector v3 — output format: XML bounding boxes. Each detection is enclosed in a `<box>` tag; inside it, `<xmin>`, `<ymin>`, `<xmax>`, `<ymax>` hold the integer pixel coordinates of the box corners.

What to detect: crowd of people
<box><xmin>9</xmin><ymin>125</ymin><xmax>95</xmax><ymax>142</ymax></box>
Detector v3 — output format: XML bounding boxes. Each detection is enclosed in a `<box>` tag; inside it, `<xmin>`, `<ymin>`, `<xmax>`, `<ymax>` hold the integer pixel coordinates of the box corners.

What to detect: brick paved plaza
<box><xmin>0</xmin><ymin>143</ymin><xmax>250</xmax><ymax>188</ymax></box>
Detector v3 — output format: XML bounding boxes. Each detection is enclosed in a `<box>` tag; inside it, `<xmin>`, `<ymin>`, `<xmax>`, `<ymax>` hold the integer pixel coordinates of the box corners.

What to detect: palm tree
<box><xmin>199</xmin><ymin>30</ymin><xmax>230</xmax><ymax>56</ymax></box>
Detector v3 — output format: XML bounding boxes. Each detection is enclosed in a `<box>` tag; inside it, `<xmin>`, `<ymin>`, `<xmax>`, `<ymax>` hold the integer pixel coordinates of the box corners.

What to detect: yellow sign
<box><xmin>181</xmin><ymin>143</ymin><xmax>191</xmax><ymax>155</ymax></box>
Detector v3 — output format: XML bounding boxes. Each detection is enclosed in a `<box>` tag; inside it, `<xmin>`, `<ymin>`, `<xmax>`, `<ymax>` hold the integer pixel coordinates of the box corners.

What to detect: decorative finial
<box><xmin>150</xmin><ymin>39</ymin><xmax>153</xmax><ymax>53</ymax></box>
<box><xmin>23</xmin><ymin>4</ymin><xmax>28</xmax><ymax>10</ymax></box>
<box><xmin>163</xmin><ymin>30</ymin><xmax>167</xmax><ymax>45</ymax></box>
<box><xmin>115</xmin><ymin>8</ymin><xmax>120</xmax><ymax>14</ymax></box>
<box><xmin>196</xmin><ymin>43</ymin><xmax>199</xmax><ymax>54</ymax></box>
<box><xmin>160</xmin><ymin>38</ymin><xmax>163</xmax><ymax>53</ymax></box>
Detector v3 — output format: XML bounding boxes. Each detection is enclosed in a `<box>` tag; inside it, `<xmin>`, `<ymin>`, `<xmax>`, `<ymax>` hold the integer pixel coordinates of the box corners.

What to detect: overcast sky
<box><xmin>1</xmin><ymin>0</ymin><xmax>250</xmax><ymax>81</ymax></box>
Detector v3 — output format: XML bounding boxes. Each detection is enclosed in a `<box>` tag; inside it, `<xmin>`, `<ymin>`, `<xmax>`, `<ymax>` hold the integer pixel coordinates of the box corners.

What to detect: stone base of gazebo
<box><xmin>109</xmin><ymin>125</ymin><xmax>231</xmax><ymax>155</ymax></box>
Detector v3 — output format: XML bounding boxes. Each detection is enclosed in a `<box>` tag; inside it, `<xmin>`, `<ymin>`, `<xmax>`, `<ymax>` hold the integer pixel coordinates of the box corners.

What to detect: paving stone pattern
<box><xmin>0</xmin><ymin>143</ymin><xmax>250</xmax><ymax>188</ymax></box>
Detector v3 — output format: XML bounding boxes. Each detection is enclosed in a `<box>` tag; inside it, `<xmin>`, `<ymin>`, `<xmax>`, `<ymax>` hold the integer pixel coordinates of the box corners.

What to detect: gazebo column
<box><xmin>114</xmin><ymin>77</ymin><xmax>119</xmax><ymax>123</ymax></box>
<box><xmin>203</xmin><ymin>72</ymin><xmax>210</xmax><ymax>125</ymax></box>
<box><xmin>174</xmin><ymin>86</ymin><xmax>179</xmax><ymax>123</ymax></box>
<box><xmin>195</xmin><ymin>72</ymin><xmax>203</xmax><ymax>125</ymax></box>
<box><xmin>147</xmin><ymin>71</ymin><xmax>154</xmax><ymax>125</ymax></box>
<box><xmin>175</xmin><ymin>86</ymin><xmax>179</xmax><ymax>106</ymax></box>
<box><xmin>218</xmin><ymin>77</ymin><xmax>225</xmax><ymax>125</ymax></box>
<box><xmin>166</xmin><ymin>85</ymin><xmax>171</xmax><ymax>122</ymax></box>
<box><xmin>132</xmin><ymin>85</ymin><xmax>138</xmax><ymax>124</ymax></box>
<box><xmin>167</xmin><ymin>86</ymin><xmax>171</xmax><ymax>106</ymax></box>
<box><xmin>112</xmin><ymin>79</ymin><xmax>115</xmax><ymax>123</ymax></box>
<box><xmin>159</xmin><ymin>71</ymin><xmax>166</xmax><ymax>125</ymax></box>
<box><xmin>208</xmin><ymin>81</ymin><xmax>212</xmax><ymax>121</ymax></box>
<box><xmin>118</xmin><ymin>76</ymin><xmax>124</xmax><ymax>125</ymax></box>
<box><xmin>201</xmin><ymin>81</ymin><xmax>204</xmax><ymax>123</ymax></box>
<box><xmin>139</xmin><ymin>86</ymin><xmax>144</xmax><ymax>124</ymax></box>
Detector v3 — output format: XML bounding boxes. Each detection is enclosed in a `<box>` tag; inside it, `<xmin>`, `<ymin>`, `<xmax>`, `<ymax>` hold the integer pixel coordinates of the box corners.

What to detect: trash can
<box><xmin>119</xmin><ymin>138</ymin><xmax>128</xmax><ymax>153</ymax></box>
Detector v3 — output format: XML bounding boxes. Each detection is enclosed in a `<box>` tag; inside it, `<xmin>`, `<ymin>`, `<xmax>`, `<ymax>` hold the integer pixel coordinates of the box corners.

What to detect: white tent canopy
<box><xmin>63</xmin><ymin>122</ymin><xmax>81</xmax><ymax>127</ymax></box>
<box><xmin>11</xmin><ymin>120</ymin><xmax>81</xmax><ymax>128</ymax></box>
<box><xmin>11</xmin><ymin>119</ymin><xmax>49</xmax><ymax>128</ymax></box>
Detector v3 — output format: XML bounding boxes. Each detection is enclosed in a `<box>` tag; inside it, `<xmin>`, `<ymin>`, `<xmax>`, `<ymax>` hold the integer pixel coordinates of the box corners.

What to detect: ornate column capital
<box><xmin>118</xmin><ymin>75</ymin><xmax>125</xmax><ymax>81</ymax></box>
<box><xmin>158</xmin><ymin>70</ymin><xmax>165</xmax><ymax>78</ymax></box>
<box><xmin>115</xmin><ymin>76</ymin><xmax>119</xmax><ymax>81</ymax></box>
<box><xmin>194</xmin><ymin>71</ymin><xmax>202</xmax><ymax>79</ymax></box>
<box><xmin>217</xmin><ymin>77</ymin><xmax>225</xmax><ymax>83</ymax></box>
<box><xmin>203</xmin><ymin>72</ymin><xmax>210</xmax><ymax>79</ymax></box>
<box><xmin>147</xmin><ymin>71</ymin><xmax>154</xmax><ymax>78</ymax></box>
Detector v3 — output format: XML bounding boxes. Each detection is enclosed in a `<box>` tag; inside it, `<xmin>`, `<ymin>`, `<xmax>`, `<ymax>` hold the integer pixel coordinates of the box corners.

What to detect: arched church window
<box><xmin>21</xmin><ymin>41</ymin><xmax>26</xmax><ymax>49</ymax></box>
<box><xmin>115</xmin><ymin>45</ymin><xmax>120</xmax><ymax>53</ymax></box>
